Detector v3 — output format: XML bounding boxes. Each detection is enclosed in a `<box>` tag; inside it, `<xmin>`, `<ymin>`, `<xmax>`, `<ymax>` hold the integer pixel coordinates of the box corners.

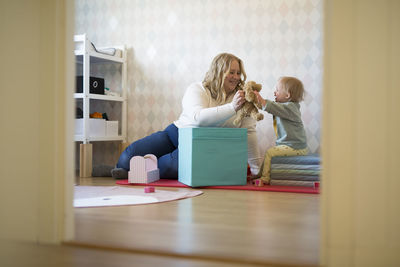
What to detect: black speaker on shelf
<box><xmin>76</xmin><ymin>76</ymin><xmax>105</xmax><ymax>94</ymax></box>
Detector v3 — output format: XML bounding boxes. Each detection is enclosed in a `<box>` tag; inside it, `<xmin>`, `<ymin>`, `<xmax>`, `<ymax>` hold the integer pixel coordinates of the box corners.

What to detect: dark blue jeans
<box><xmin>116</xmin><ymin>123</ymin><xmax>178</xmax><ymax>178</ymax></box>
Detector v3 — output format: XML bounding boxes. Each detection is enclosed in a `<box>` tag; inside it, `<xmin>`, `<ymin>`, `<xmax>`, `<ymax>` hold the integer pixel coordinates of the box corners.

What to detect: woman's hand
<box><xmin>232</xmin><ymin>90</ymin><xmax>246</xmax><ymax>112</ymax></box>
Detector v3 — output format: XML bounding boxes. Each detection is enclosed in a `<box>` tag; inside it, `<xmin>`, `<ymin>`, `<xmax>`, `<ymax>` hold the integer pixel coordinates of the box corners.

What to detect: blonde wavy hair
<box><xmin>202</xmin><ymin>53</ymin><xmax>247</xmax><ymax>104</ymax></box>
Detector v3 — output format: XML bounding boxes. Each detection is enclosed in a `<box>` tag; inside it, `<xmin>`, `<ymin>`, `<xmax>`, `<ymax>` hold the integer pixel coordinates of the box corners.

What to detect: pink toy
<box><xmin>144</xmin><ymin>186</ymin><xmax>155</xmax><ymax>193</ymax></box>
<box><xmin>128</xmin><ymin>154</ymin><xmax>160</xmax><ymax>184</ymax></box>
<box><xmin>253</xmin><ymin>179</ymin><xmax>264</xmax><ymax>187</ymax></box>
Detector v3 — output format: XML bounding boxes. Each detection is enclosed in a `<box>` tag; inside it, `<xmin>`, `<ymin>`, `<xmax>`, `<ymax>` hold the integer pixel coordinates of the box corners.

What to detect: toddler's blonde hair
<box><xmin>279</xmin><ymin>76</ymin><xmax>304</xmax><ymax>102</ymax></box>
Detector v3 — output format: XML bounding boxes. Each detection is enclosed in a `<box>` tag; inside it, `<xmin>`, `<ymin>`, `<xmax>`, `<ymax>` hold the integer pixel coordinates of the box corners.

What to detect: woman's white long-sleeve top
<box><xmin>174</xmin><ymin>82</ymin><xmax>262</xmax><ymax>175</ymax></box>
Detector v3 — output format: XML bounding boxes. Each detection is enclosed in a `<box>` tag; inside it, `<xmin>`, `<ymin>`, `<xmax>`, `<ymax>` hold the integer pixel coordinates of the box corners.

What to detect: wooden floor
<box><xmin>64</xmin><ymin>177</ymin><xmax>320</xmax><ymax>267</ymax></box>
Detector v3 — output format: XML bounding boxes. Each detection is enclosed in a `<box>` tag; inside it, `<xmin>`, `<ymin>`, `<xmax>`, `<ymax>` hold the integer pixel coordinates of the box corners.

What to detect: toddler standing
<box><xmin>253</xmin><ymin>76</ymin><xmax>308</xmax><ymax>185</ymax></box>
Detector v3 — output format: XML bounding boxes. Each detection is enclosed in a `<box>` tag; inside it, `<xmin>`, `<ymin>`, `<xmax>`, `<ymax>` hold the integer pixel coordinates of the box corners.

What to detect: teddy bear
<box><xmin>233</xmin><ymin>81</ymin><xmax>264</xmax><ymax>126</ymax></box>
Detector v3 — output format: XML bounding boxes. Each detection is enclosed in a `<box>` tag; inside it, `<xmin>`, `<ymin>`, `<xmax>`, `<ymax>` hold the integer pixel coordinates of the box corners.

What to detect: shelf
<box><xmin>75</xmin><ymin>51</ymin><xmax>124</xmax><ymax>64</ymax></box>
<box><xmin>73</xmin><ymin>33</ymin><xmax>127</xmax><ymax>144</ymax></box>
<box><xmin>74</xmin><ymin>135</ymin><xmax>126</xmax><ymax>142</ymax></box>
<box><xmin>74</xmin><ymin>93</ymin><xmax>124</xmax><ymax>102</ymax></box>
<box><xmin>74</xmin><ymin>33</ymin><xmax>128</xmax><ymax>177</ymax></box>
<box><xmin>74</xmin><ymin>34</ymin><xmax>125</xmax><ymax>64</ymax></box>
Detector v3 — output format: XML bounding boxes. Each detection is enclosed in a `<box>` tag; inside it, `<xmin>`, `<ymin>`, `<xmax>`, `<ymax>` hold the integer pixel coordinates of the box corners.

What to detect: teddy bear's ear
<box><xmin>247</xmin><ymin>81</ymin><xmax>256</xmax><ymax>86</ymax></box>
<box><xmin>254</xmin><ymin>84</ymin><xmax>262</xmax><ymax>91</ymax></box>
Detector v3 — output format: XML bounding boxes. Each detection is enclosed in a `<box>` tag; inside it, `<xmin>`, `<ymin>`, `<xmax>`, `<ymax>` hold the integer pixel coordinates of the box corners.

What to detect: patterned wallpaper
<box><xmin>75</xmin><ymin>0</ymin><xmax>323</xmax><ymax>167</ymax></box>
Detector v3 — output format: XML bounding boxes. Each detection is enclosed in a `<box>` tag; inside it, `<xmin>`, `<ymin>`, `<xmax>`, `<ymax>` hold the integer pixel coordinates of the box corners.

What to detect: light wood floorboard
<box><xmin>69</xmin><ymin>177</ymin><xmax>320</xmax><ymax>267</ymax></box>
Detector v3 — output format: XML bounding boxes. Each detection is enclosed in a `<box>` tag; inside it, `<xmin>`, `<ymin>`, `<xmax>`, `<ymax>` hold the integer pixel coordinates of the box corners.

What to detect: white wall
<box><xmin>321</xmin><ymin>0</ymin><xmax>400</xmax><ymax>266</ymax></box>
<box><xmin>0</xmin><ymin>0</ymin><xmax>74</xmax><ymax>243</ymax></box>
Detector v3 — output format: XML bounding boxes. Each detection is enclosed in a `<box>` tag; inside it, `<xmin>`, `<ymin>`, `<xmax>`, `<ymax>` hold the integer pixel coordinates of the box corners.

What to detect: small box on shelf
<box><xmin>76</xmin><ymin>76</ymin><xmax>105</xmax><ymax>95</ymax></box>
<box><xmin>75</xmin><ymin>118</ymin><xmax>106</xmax><ymax>136</ymax></box>
<box><xmin>106</xmin><ymin>121</ymin><xmax>119</xmax><ymax>136</ymax></box>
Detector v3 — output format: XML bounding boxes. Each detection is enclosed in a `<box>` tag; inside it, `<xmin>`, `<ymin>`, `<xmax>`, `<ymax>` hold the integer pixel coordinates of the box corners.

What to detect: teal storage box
<box><xmin>178</xmin><ymin>127</ymin><xmax>248</xmax><ymax>187</ymax></box>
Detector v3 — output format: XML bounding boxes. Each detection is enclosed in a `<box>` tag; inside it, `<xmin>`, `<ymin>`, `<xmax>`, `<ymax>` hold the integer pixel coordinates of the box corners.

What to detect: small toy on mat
<box><xmin>128</xmin><ymin>154</ymin><xmax>160</xmax><ymax>184</ymax></box>
<box><xmin>252</xmin><ymin>179</ymin><xmax>265</xmax><ymax>187</ymax></box>
<box><xmin>144</xmin><ymin>186</ymin><xmax>155</xmax><ymax>193</ymax></box>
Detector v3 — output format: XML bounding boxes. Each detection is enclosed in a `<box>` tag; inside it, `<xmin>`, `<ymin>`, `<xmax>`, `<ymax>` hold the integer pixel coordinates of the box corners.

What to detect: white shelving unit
<box><xmin>74</xmin><ymin>34</ymin><xmax>127</xmax><ymax>176</ymax></box>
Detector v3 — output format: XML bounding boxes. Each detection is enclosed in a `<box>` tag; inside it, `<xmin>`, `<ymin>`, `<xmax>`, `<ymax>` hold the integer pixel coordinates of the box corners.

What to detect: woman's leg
<box><xmin>157</xmin><ymin>124</ymin><xmax>179</xmax><ymax>178</ymax></box>
<box><xmin>158</xmin><ymin>148</ymin><xmax>178</xmax><ymax>178</ymax></box>
<box><xmin>113</xmin><ymin>124</ymin><xmax>179</xmax><ymax>178</ymax></box>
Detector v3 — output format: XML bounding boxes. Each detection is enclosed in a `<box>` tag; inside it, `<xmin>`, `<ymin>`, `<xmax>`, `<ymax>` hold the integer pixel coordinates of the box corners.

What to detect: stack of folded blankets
<box><xmin>269</xmin><ymin>154</ymin><xmax>321</xmax><ymax>187</ymax></box>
